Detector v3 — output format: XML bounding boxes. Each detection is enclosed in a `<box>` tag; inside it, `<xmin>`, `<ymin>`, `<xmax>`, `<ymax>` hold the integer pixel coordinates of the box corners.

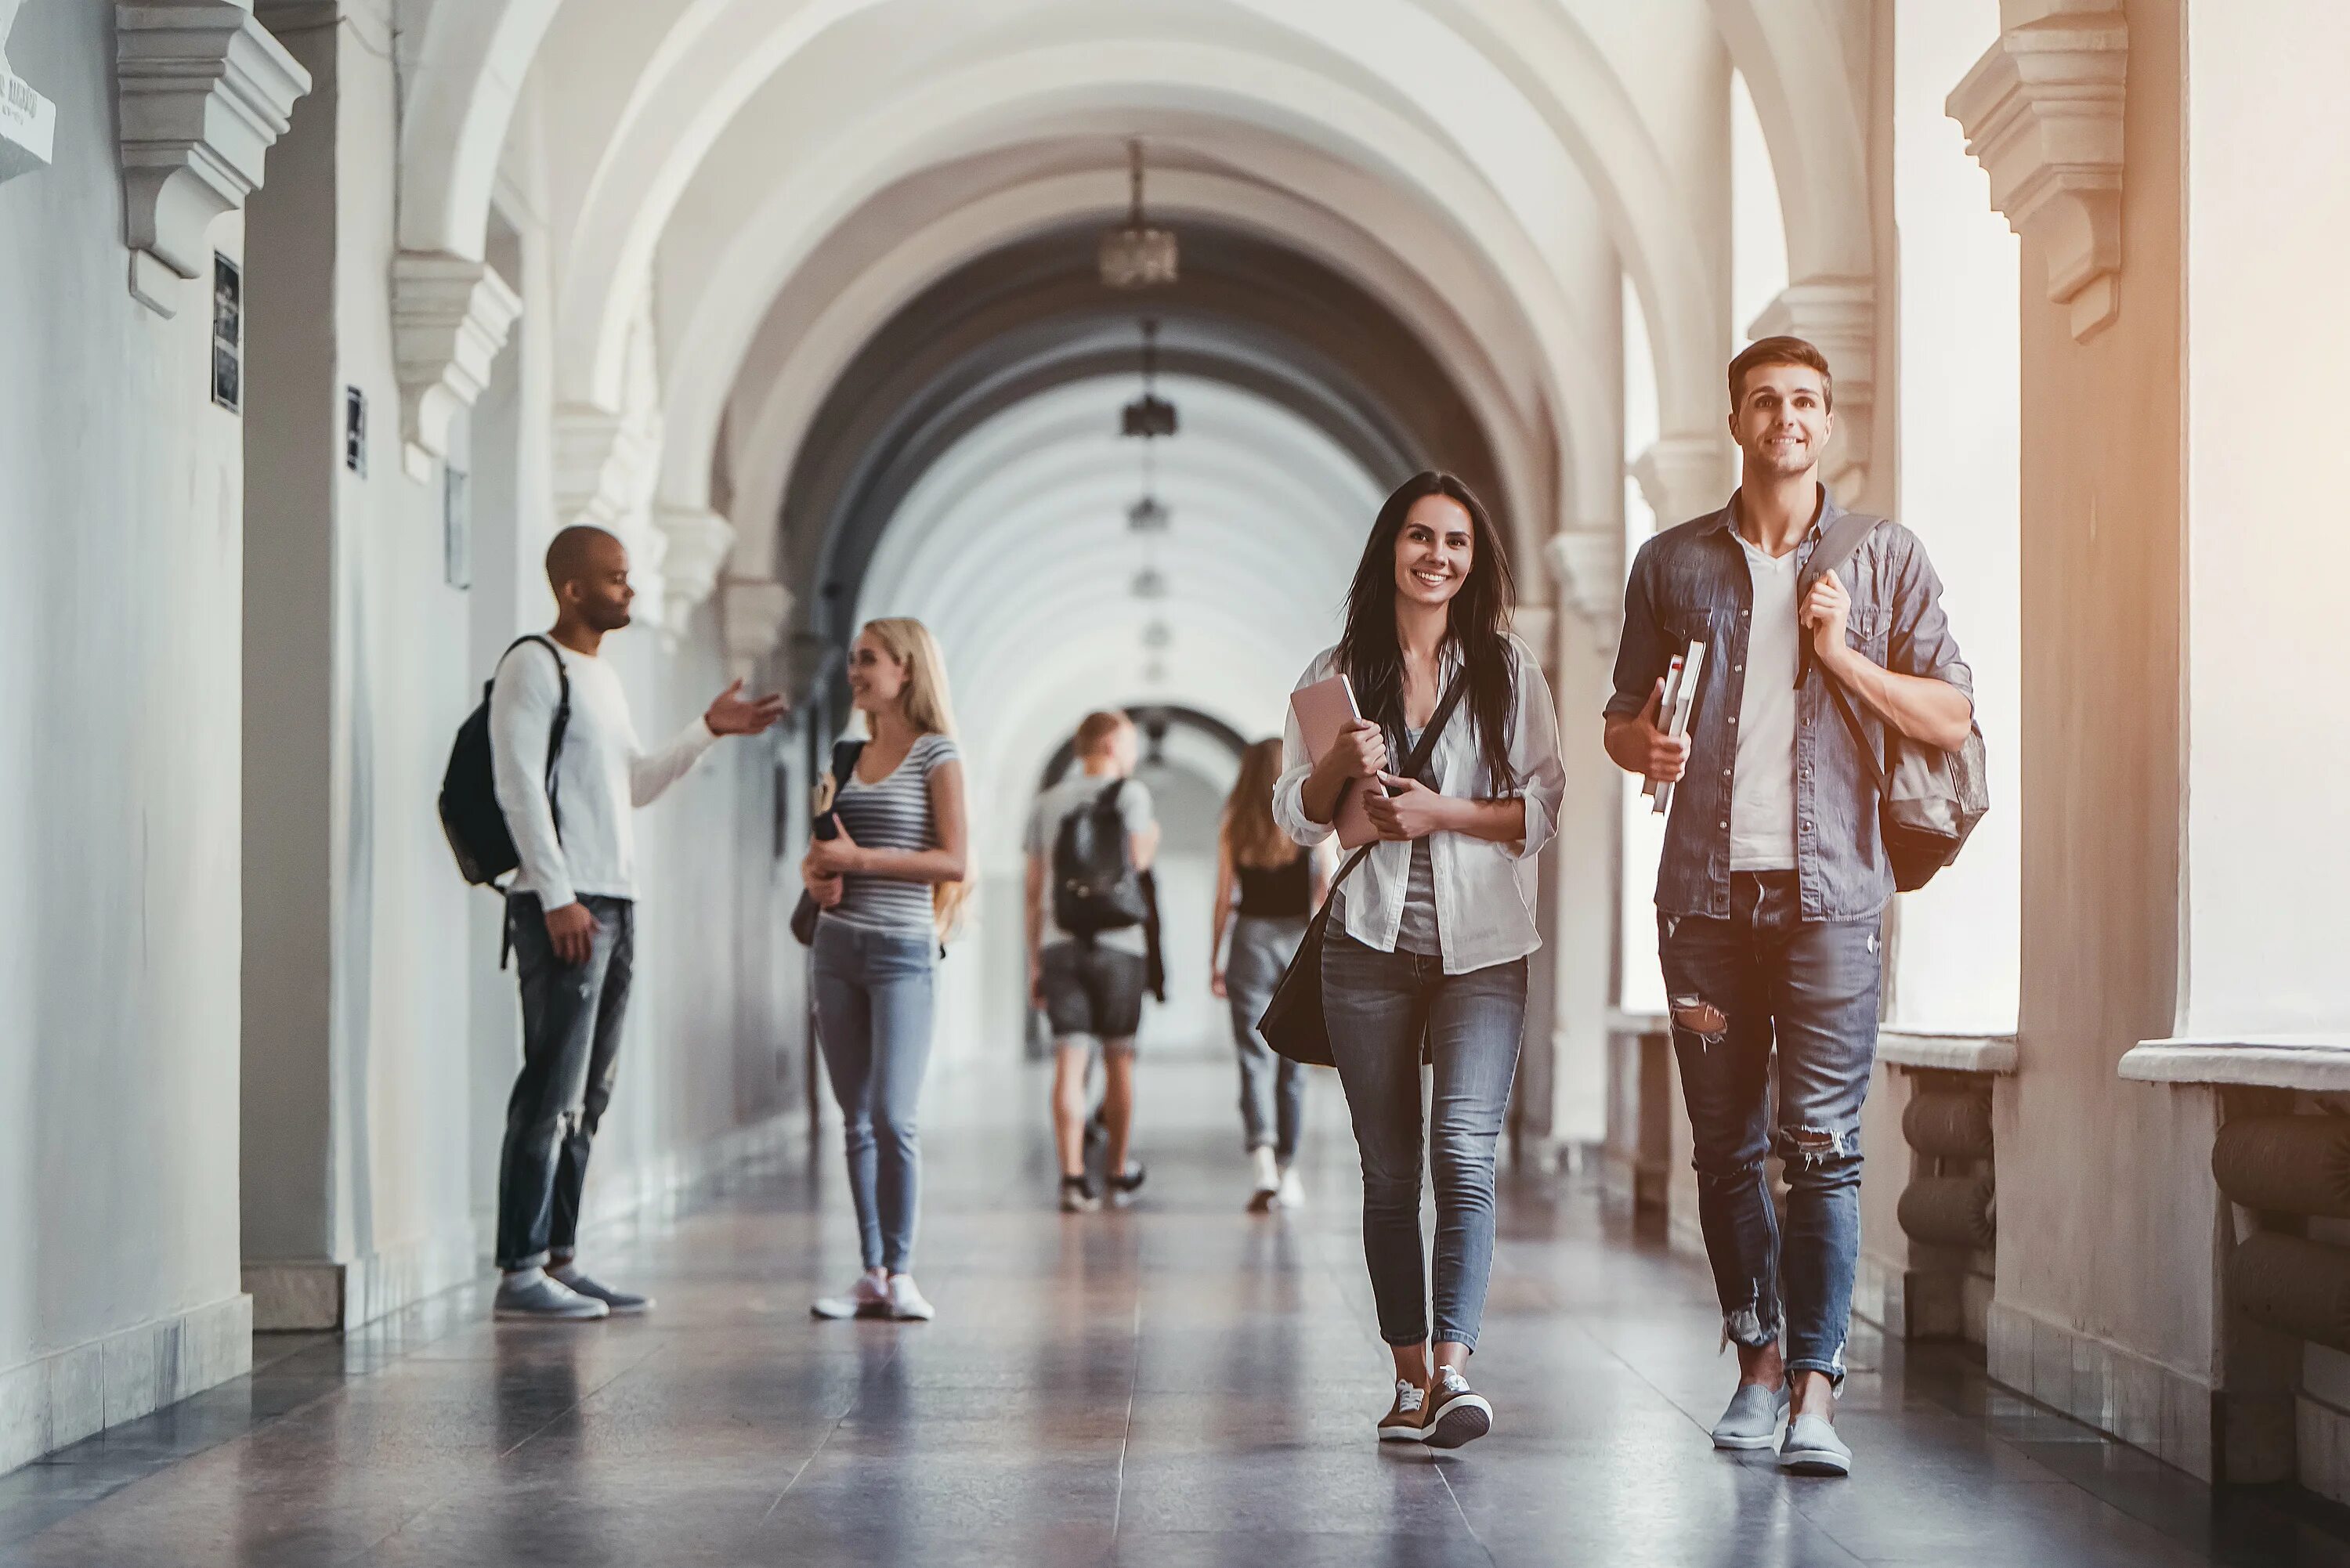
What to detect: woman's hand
<box><xmin>1314</xmin><ymin>720</ymin><xmax>1386</xmax><ymax>786</ymax></box>
<box><xmin>1210</xmin><ymin>966</ymin><xmax>1227</xmax><ymax>1000</ymax></box>
<box><xmin>801</xmin><ymin>854</ymin><xmax>844</xmax><ymax>907</ymax></box>
<box><xmin>1365</xmin><ymin>773</ymin><xmax>1452</xmax><ymax>841</ymax></box>
<box><xmin>806</xmin><ymin>822</ymin><xmax>864</xmax><ymax>877</ymax></box>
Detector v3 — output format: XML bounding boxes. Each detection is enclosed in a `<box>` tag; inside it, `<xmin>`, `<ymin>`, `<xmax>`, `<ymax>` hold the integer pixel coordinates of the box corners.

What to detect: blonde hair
<box><xmin>855</xmin><ymin>617</ymin><xmax>970</xmax><ymax>934</ymax></box>
<box><xmin>1220</xmin><ymin>738</ymin><xmax>1300</xmax><ymax>871</ymax></box>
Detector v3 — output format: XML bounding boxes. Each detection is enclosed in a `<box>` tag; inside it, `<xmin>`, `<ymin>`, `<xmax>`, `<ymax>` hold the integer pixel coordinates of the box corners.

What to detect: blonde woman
<box><xmin>1209</xmin><ymin>739</ymin><xmax>1327</xmax><ymax>1211</ymax></box>
<box><xmin>802</xmin><ymin>619</ymin><xmax>969</xmax><ymax>1322</ymax></box>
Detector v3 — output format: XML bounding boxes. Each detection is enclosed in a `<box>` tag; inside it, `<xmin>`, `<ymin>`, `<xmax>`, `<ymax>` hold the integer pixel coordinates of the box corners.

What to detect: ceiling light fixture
<box><xmin>1098</xmin><ymin>139</ymin><xmax>1178</xmax><ymax>290</ymax></box>
<box><xmin>1121</xmin><ymin>319</ymin><xmax>1177</xmax><ymax>439</ymax></box>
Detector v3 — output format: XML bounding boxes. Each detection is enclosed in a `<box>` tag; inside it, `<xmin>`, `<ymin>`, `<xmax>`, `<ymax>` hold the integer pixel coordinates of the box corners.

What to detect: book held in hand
<box><xmin>1647</xmin><ymin>639</ymin><xmax>1707</xmax><ymax>818</ymax></box>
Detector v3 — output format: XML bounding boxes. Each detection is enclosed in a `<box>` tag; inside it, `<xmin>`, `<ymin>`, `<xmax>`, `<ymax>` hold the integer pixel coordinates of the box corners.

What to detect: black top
<box><xmin>1235</xmin><ymin>851</ymin><xmax>1311</xmax><ymax>919</ymax></box>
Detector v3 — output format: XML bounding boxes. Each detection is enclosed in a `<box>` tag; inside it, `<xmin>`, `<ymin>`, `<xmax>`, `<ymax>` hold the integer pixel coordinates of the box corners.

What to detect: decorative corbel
<box><xmin>1543</xmin><ymin>527</ymin><xmax>1624</xmax><ymax>652</ymax></box>
<box><xmin>0</xmin><ymin>0</ymin><xmax>57</xmax><ymax>185</ymax></box>
<box><xmin>1750</xmin><ymin>279</ymin><xmax>1875</xmax><ymax>502</ymax></box>
<box><xmin>1948</xmin><ymin>4</ymin><xmax>2128</xmax><ymax>342</ymax></box>
<box><xmin>721</xmin><ymin>577</ymin><xmax>794</xmax><ymax>681</ymax></box>
<box><xmin>393</xmin><ymin>252</ymin><xmax>521</xmax><ymax>482</ymax></box>
<box><xmin>654</xmin><ymin>504</ymin><xmax>736</xmax><ymax>632</ymax></box>
<box><xmin>117</xmin><ymin>2</ymin><xmax>311</xmax><ymax>315</ymax></box>
<box><xmin>1629</xmin><ymin>434</ymin><xmax>1732</xmax><ymax>529</ymax></box>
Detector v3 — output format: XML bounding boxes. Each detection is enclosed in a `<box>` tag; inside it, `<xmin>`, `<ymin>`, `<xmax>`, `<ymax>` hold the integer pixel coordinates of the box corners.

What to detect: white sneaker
<box><xmin>1275</xmin><ymin>1164</ymin><xmax>1306</xmax><ymax>1209</ymax></box>
<box><xmin>1247</xmin><ymin>1146</ymin><xmax>1280</xmax><ymax>1212</ymax></box>
<box><xmin>887</xmin><ymin>1274</ymin><xmax>935</xmax><ymax>1322</ymax></box>
<box><xmin>494</xmin><ymin>1269</ymin><xmax>609</xmax><ymax>1322</ymax></box>
<box><xmin>811</xmin><ymin>1272</ymin><xmax>890</xmax><ymax>1320</ymax></box>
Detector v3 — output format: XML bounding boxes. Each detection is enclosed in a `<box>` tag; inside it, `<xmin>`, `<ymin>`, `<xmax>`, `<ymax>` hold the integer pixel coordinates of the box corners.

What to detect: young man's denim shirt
<box><xmin>1605</xmin><ymin>488</ymin><xmax>1973</xmax><ymax>923</ymax></box>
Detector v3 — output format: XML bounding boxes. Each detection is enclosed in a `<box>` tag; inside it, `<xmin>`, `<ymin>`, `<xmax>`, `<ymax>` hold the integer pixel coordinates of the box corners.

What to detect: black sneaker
<box><xmin>1109</xmin><ymin>1162</ymin><xmax>1147</xmax><ymax>1201</ymax></box>
<box><xmin>1059</xmin><ymin>1175</ymin><xmax>1101</xmax><ymax>1213</ymax></box>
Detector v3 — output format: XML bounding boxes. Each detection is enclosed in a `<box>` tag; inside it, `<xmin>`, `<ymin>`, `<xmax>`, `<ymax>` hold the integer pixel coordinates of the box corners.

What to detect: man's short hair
<box><xmin>1728</xmin><ymin>336</ymin><xmax>1835</xmax><ymax>414</ymax></box>
<box><xmin>1074</xmin><ymin>710</ymin><xmax>1132</xmax><ymax>757</ymax></box>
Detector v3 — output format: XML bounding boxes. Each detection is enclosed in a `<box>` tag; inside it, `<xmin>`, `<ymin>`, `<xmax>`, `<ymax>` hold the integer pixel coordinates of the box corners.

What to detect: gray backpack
<box><xmin>1800</xmin><ymin>512</ymin><xmax>1990</xmax><ymax>892</ymax></box>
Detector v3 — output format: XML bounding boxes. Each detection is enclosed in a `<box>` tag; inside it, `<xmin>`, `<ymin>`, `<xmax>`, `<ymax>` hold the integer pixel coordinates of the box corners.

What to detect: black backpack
<box><xmin>439</xmin><ymin>636</ymin><xmax>571</xmax><ymax>887</ymax></box>
<box><xmin>1051</xmin><ymin>780</ymin><xmax>1148</xmax><ymax>939</ymax></box>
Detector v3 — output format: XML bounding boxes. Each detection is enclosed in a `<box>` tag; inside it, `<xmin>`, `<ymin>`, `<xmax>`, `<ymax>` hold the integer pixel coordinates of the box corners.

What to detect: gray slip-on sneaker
<box><xmin>494</xmin><ymin>1271</ymin><xmax>609</xmax><ymax>1322</ymax></box>
<box><xmin>1778</xmin><ymin>1411</ymin><xmax>1853</xmax><ymax>1476</ymax></box>
<box><xmin>551</xmin><ymin>1266</ymin><xmax>653</xmax><ymax>1315</ymax></box>
<box><xmin>1710</xmin><ymin>1382</ymin><xmax>1791</xmax><ymax>1451</ymax></box>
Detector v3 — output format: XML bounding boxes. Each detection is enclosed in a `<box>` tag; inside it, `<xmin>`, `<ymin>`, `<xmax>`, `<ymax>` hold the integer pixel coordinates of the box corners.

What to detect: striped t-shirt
<box><xmin>827</xmin><ymin>732</ymin><xmax>959</xmax><ymax>932</ymax></box>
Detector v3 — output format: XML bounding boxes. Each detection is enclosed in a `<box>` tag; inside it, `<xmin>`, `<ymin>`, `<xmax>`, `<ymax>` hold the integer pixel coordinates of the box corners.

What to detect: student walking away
<box><xmin>1210</xmin><ymin>738</ymin><xmax>1327</xmax><ymax>1212</ymax></box>
<box><xmin>1603</xmin><ymin>337</ymin><xmax>1975</xmax><ymax>1476</ymax></box>
<box><xmin>489</xmin><ymin>526</ymin><xmax>785</xmax><ymax>1321</ymax></box>
<box><xmin>1027</xmin><ymin>711</ymin><xmax>1159</xmax><ymax>1213</ymax></box>
<box><xmin>802</xmin><ymin>619</ymin><xmax>970</xmax><ymax>1324</ymax></box>
<box><xmin>1273</xmin><ymin>471</ymin><xmax>1565</xmax><ymax>1451</ymax></box>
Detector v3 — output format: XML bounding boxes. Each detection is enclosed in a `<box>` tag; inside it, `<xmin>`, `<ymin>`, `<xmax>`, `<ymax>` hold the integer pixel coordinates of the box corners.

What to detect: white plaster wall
<box><xmin>1885</xmin><ymin>0</ymin><xmax>2019</xmax><ymax>1034</ymax></box>
<box><xmin>2180</xmin><ymin>0</ymin><xmax>2350</xmax><ymax>1037</ymax></box>
<box><xmin>0</xmin><ymin>0</ymin><xmax>247</xmax><ymax>1374</ymax></box>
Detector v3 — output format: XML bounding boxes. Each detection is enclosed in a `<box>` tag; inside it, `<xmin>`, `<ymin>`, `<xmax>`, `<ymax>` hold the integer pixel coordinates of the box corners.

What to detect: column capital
<box><xmin>117</xmin><ymin>2</ymin><xmax>313</xmax><ymax>315</ymax></box>
<box><xmin>392</xmin><ymin>252</ymin><xmax>520</xmax><ymax>481</ymax></box>
<box><xmin>1947</xmin><ymin>5</ymin><xmax>2128</xmax><ymax>342</ymax></box>
<box><xmin>0</xmin><ymin>0</ymin><xmax>56</xmax><ymax>186</ymax></box>
<box><xmin>1750</xmin><ymin>277</ymin><xmax>1875</xmax><ymax>504</ymax></box>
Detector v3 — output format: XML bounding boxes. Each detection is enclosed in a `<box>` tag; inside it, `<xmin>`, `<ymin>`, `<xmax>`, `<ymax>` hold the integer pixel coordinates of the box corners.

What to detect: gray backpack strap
<box><xmin>1795</xmin><ymin>511</ymin><xmax>1886</xmax><ymax>688</ymax></box>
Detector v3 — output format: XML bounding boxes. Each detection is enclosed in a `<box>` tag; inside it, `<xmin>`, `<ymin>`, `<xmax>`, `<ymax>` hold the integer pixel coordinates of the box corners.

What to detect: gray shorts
<box><xmin>1040</xmin><ymin>941</ymin><xmax>1147</xmax><ymax>1046</ymax></box>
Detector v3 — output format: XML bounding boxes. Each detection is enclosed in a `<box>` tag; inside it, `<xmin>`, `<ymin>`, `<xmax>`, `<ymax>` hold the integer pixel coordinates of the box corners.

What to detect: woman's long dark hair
<box><xmin>1336</xmin><ymin>471</ymin><xmax>1518</xmax><ymax>793</ymax></box>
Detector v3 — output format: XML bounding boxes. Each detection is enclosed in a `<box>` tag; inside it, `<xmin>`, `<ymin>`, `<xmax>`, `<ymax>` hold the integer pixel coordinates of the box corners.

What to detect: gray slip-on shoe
<box><xmin>551</xmin><ymin>1266</ymin><xmax>652</xmax><ymax>1315</ymax></box>
<box><xmin>1710</xmin><ymin>1382</ymin><xmax>1790</xmax><ymax>1450</ymax></box>
<box><xmin>494</xmin><ymin>1271</ymin><xmax>609</xmax><ymax>1322</ymax></box>
<box><xmin>1778</xmin><ymin>1411</ymin><xmax>1853</xmax><ymax>1476</ymax></box>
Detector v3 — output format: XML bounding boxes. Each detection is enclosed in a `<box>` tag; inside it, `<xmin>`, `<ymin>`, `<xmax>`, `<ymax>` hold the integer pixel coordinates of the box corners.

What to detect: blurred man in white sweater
<box><xmin>488</xmin><ymin>525</ymin><xmax>783</xmax><ymax>1320</ymax></box>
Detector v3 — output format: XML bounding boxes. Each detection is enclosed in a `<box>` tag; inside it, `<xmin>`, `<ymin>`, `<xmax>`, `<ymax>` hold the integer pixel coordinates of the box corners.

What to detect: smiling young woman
<box><xmin>1271</xmin><ymin>471</ymin><xmax>1566</xmax><ymax>1451</ymax></box>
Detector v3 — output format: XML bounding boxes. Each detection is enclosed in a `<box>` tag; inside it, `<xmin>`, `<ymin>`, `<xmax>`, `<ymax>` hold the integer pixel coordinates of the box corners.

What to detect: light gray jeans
<box><xmin>811</xmin><ymin>916</ymin><xmax>936</xmax><ymax>1273</ymax></box>
<box><xmin>1225</xmin><ymin>914</ymin><xmax>1308</xmax><ymax>1161</ymax></box>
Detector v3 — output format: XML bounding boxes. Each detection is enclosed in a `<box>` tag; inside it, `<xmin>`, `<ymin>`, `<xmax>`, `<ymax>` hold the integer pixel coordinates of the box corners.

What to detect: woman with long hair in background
<box><xmin>1272</xmin><ymin>471</ymin><xmax>1565</xmax><ymax>1450</ymax></box>
<box><xmin>1210</xmin><ymin>738</ymin><xmax>1327</xmax><ymax>1212</ymax></box>
<box><xmin>801</xmin><ymin>617</ymin><xmax>970</xmax><ymax>1323</ymax></box>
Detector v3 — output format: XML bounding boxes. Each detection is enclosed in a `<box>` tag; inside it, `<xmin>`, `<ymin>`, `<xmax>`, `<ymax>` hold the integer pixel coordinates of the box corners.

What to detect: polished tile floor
<box><xmin>7</xmin><ymin>1056</ymin><xmax>2350</xmax><ymax>1566</ymax></box>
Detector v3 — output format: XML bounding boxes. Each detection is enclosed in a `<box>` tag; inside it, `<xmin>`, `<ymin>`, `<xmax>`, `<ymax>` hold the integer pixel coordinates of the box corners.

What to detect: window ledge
<box><xmin>2120</xmin><ymin>1036</ymin><xmax>2350</xmax><ymax>1091</ymax></box>
<box><xmin>1880</xmin><ymin>1031</ymin><xmax>2017</xmax><ymax>1075</ymax></box>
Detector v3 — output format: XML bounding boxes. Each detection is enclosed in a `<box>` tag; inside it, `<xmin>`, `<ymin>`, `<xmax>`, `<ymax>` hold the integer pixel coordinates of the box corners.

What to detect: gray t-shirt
<box><xmin>1025</xmin><ymin>772</ymin><xmax>1156</xmax><ymax>956</ymax></box>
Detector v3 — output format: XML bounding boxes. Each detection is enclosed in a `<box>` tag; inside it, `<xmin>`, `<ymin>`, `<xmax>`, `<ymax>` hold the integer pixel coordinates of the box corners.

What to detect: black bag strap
<box><xmin>493</xmin><ymin>634</ymin><xmax>572</xmax><ymax>967</ymax></box>
<box><xmin>1321</xmin><ymin>667</ymin><xmax>1473</xmax><ymax>904</ymax></box>
<box><xmin>1794</xmin><ymin>511</ymin><xmax>1886</xmax><ymax>692</ymax></box>
<box><xmin>822</xmin><ymin>738</ymin><xmax>867</xmax><ymax>811</ymax></box>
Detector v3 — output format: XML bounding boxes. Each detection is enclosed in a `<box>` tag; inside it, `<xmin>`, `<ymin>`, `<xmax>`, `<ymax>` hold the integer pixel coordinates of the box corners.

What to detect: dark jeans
<box><xmin>1226</xmin><ymin>915</ymin><xmax>1307</xmax><ymax>1160</ymax></box>
<box><xmin>496</xmin><ymin>893</ymin><xmax>634</xmax><ymax>1271</ymax></box>
<box><xmin>811</xmin><ymin>916</ymin><xmax>937</xmax><ymax>1274</ymax></box>
<box><xmin>1660</xmin><ymin>870</ymin><xmax>1882</xmax><ymax>1385</ymax></box>
<box><xmin>1321</xmin><ymin>931</ymin><xmax>1527</xmax><ymax>1352</ymax></box>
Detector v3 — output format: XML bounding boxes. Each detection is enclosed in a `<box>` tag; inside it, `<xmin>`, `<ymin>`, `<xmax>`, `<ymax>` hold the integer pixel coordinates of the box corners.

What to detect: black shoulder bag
<box><xmin>1800</xmin><ymin>512</ymin><xmax>1990</xmax><ymax>892</ymax></box>
<box><xmin>790</xmin><ymin>738</ymin><xmax>867</xmax><ymax>946</ymax></box>
<box><xmin>1256</xmin><ymin>670</ymin><xmax>1469</xmax><ymax>1068</ymax></box>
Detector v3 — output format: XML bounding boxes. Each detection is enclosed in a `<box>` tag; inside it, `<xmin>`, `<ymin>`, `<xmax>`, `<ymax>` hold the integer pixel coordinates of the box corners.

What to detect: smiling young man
<box><xmin>488</xmin><ymin>526</ymin><xmax>784</xmax><ymax>1321</ymax></box>
<box><xmin>1602</xmin><ymin>338</ymin><xmax>1973</xmax><ymax>1476</ymax></box>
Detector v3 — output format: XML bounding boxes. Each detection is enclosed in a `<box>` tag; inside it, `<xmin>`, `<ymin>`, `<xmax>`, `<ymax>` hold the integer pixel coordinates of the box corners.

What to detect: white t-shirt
<box><xmin>1730</xmin><ymin>533</ymin><xmax>1799</xmax><ymax>871</ymax></box>
<box><xmin>490</xmin><ymin>639</ymin><xmax>718</xmax><ymax>909</ymax></box>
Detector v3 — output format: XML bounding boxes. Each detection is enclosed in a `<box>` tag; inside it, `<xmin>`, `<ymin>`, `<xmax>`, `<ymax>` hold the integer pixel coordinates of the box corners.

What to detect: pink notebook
<box><xmin>1289</xmin><ymin>674</ymin><xmax>1381</xmax><ymax>848</ymax></box>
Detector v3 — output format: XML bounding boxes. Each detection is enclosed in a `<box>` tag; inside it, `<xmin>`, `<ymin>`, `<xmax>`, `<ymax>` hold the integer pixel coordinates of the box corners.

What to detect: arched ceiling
<box><xmin>779</xmin><ymin>222</ymin><xmax>1507</xmax><ymax>645</ymax></box>
<box><xmin>392</xmin><ymin>0</ymin><xmax>1877</xmax><ymax>562</ymax></box>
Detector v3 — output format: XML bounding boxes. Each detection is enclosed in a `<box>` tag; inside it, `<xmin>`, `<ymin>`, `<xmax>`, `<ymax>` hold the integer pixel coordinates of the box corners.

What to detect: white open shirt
<box><xmin>1272</xmin><ymin>635</ymin><xmax>1566</xmax><ymax>975</ymax></box>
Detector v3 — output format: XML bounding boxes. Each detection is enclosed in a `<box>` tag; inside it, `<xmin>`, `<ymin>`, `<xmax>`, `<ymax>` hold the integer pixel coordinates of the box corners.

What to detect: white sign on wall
<box><xmin>0</xmin><ymin>0</ymin><xmax>56</xmax><ymax>186</ymax></box>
